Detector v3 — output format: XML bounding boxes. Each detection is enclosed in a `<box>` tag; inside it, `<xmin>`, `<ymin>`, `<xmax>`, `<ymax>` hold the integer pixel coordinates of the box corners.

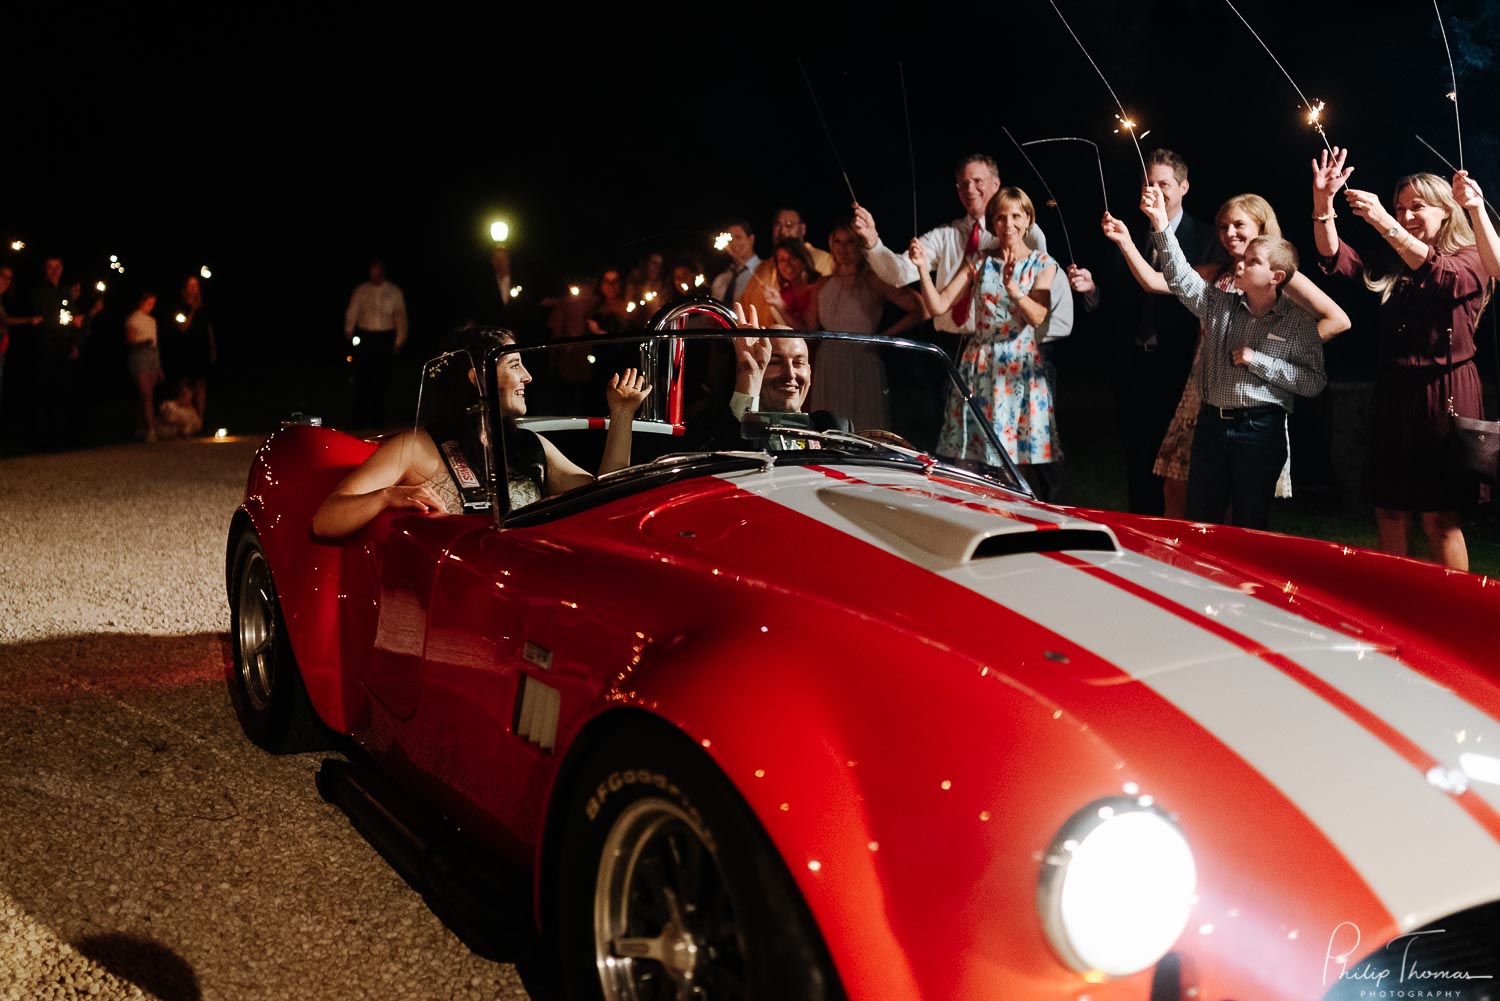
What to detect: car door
<box><xmin>342</xmin><ymin>510</ymin><xmax>487</xmax><ymax>720</ymax></box>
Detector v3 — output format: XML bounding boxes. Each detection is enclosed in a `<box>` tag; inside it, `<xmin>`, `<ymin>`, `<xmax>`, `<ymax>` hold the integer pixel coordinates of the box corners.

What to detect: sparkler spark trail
<box><xmin>1221</xmin><ymin>0</ymin><xmax>1333</xmax><ymax>153</ymax></box>
<box><xmin>1047</xmin><ymin>0</ymin><xmax>1148</xmax><ymax>180</ymax></box>
<box><xmin>1434</xmin><ymin>0</ymin><xmax>1463</xmax><ymax>170</ymax></box>
<box><xmin>1022</xmin><ymin>138</ymin><xmax>1110</xmax><ymax>216</ymax></box>
<box><xmin>798</xmin><ymin>56</ymin><xmax>858</xmax><ymax>204</ymax></box>
<box><xmin>1002</xmin><ymin>127</ymin><xmax>1074</xmax><ymax>265</ymax></box>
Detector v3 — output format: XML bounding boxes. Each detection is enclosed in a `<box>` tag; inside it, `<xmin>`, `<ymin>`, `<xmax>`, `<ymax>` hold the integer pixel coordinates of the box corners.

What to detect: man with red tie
<box><xmin>852</xmin><ymin>153</ymin><xmax>1074</xmax><ymax>501</ymax></box>
<box><xmin>852</xmin><ymin>154</ymin><xmax>1072</xmax><ymax>346</ymax></box>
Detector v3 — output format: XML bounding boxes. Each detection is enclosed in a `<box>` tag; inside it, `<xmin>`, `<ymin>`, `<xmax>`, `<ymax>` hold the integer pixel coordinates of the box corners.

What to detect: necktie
<box><xmin>1139</xmin><ymin>229</ymin><xmax>1160</xmax><ymax>348</ymax></box>
<box><xmin>949</xmin><ymin>221</ymin><xmax>982</xmax><ymax>327</ymax></box>
<box><xmin>724</xmin><ymin>265</ymin><xmax>743</xmax><ymax>303</ymax></box>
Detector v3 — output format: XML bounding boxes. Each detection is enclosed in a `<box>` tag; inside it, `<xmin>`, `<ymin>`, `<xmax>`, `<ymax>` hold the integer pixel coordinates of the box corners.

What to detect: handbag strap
<box><xmin>1443</xmin><ymin>309</ymin><xmax>1499</xmax><ymax>420</ymax></box>
<box><xmin>1445</xmin><ymin>326</ymin><xmax>1458</xmax><ymax>417</ymax></box>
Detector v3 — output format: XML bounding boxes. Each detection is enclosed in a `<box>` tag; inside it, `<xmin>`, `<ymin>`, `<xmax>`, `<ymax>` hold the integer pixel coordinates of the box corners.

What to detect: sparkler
<box><xmin>509</xmin><ymin>285</ymin><xmax>522</xmax><ymax>298</ymax></box>
<box><xmin>175</xmin><ymin>312</ymin><xmax>188</xmax><ymax>325</ymax></box>
<box><xmin>1022</xmin><ymin>137</ymin><xmax>1111</xmax><ymax>216</ymax></box>
<box><xmin>1414</xmin><ymin>134</ymin><xmax>1498</xmax><ymax>219</ymax></box>
<box><xmin>1221</xmin><ymin>0</ymin><xmax>1333</xmax><ymax>153</ymax></box>
<box><xmin>899</xmin><ymin>61</ymin><xmax>918</xmax><ymax>237</ymax></box>
<box><xmin>200</xmin><ymin>265</ymin><xmax>213</xmax><ymax>279</ymax></box>
<box><xmin>1002</xmin><ymin>127</ymin><xmax>1074</xmax><ymax>265</ymax></box>
<box><xmin>798</xmin><ymin>56</ymin><xmax>858</xmax><ymax>204</ymax></box>
<box><xmin>713</xmin><ymin>232</ymin><xmax>732</xmax><ymax>252</ymax></box>
<box><xmin>9</xmin><ymin>240</ymin><xmax>22</xmax><ymax>251</ymax></box>
<box><xmin>95</xmin><ymin>281</ymin><xmax>107</xmax><ymax>292</ymax></box>
<box><xmin>569</xmin><ymin>285</ymin><xmax>580</xmax><ymax>296</ymax></box>
<box><xmin>214</xmin><ymin>428</ymin><xmax>229</xmax><ymax>439</ymax></box>
<box><xmin>1433</xmin><ymin>0</ymin><xmax>1463</xmax><ymax>171</ymax></box>
<box><xmin>694</xmin><ymin>273</ymin><xmax>705</xmax><ymax>288</ymax></box>
<box><xmin>59</xmin><ymin>308</ymin><xmax>72</xmax><ymax>325</ymax></box>
<box><xmin>1048</xmin><ymin>0</ymin><xmax>1148</xmax><ymax>180</ymax></box>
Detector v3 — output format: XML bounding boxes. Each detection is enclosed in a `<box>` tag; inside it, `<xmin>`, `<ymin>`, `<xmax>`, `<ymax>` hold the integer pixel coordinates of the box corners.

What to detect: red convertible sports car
<box><xmin>228</xmin><ymin>299</ymin><xmax>1500</xmax><ymax>1001</ymax></box>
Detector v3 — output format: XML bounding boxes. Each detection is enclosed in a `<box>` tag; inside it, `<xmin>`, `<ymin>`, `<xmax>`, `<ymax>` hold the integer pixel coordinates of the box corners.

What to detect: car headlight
<box><xmin>1038</xmin><ymin>796</ymin><xmax>1196</xmax><ymax>978</ymax></box>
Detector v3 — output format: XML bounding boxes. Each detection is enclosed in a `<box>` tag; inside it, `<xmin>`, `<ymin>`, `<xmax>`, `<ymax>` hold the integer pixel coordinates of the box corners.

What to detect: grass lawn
<box><xmin>1056</xmin><ymin>371</ymin><xmax>1500</xmax><ymax>580</ymax></box>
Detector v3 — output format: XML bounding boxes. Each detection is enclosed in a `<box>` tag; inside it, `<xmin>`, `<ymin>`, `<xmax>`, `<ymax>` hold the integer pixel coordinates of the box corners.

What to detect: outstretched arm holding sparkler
<box><xmin>1454</xmin><ymin>171</ymin><xmax>1500</xmax><ymax>283</ymax></box>
<box><xmin>1310</xmin><ymin>146</ymin><xmax>1354</xmax><ymax>261</ymax></box>
<box><xmin>907</xmin><ymin>239</ymin><xmax>972</xmax><ymax>317</ymax></box>
<box><xmin>1098</xmin><ymin>209</ymin><xmax>1224</xmax><ymax>300</ymax></box>
<box><xmin>1139</xmin><ymin>187</ymin><xmax>1211</xmax><ymax>319</ymax></box>
<box><xmin>1101</xmin><ymin>212</ymin><xmax>1171</xmax><ymax>296</ymax></box>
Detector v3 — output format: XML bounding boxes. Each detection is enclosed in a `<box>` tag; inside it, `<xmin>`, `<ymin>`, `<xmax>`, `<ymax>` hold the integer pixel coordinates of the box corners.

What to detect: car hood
<box><xmin>618</xmin><ymin>462</ymin><xmax>1500</xmax><ymax>996</ymax></box>
<box><xmin>641</xmin><ymin>463</ymin><xmax>1401</xmax><ymax>675</ymax></box>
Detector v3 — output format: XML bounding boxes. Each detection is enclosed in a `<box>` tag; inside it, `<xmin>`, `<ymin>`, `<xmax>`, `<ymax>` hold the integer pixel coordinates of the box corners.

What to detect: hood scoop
<box><xmin>816</xmin><ymin>485</ymin><xmax>1118</xmax><ymax>567</ymax></box>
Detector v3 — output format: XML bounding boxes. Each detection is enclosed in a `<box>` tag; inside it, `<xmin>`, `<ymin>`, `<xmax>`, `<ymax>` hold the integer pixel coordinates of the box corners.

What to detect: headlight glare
<box><xmin>1039</xmin><ymin>796</ymin><xmax>1196</xmax><ymax>977</ymax></box>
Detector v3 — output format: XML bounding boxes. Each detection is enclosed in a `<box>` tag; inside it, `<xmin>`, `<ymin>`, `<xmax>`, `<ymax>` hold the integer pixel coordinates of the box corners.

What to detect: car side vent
<box><xmin>971</xmin><ymin>529</ymin><xmax>1118</xmax><ymax>560</ymax></box>
<box><xmin>513</xmin><ymin>675</ymin><xmax>561</xmax><ymax>753</ymax></box>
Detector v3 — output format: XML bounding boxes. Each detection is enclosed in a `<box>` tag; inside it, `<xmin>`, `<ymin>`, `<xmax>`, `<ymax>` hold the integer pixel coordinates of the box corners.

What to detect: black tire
<box><xmin>228</xmin><ymin>527</ymin><xmax>326</xmax><ymax>753</ymax></box>
<box><xmin>556</xmin><ymin>722</ymin><xmax>843</xmax><ymax>1001</ymax></box>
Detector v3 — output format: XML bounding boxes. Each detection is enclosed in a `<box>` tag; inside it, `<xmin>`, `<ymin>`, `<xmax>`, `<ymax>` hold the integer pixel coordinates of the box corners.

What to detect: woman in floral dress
<box><xmin>910</xmin><ymin>186</ymin><xmax>1060</xmax><ymax>481</ymax></box>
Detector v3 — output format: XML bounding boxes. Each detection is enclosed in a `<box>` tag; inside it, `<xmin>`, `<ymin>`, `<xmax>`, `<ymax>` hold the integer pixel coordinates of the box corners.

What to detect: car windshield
<box><xmin>412</xmin><ymin>327</ymin><xmax>1027</xmax><ymax>517</ymax></box>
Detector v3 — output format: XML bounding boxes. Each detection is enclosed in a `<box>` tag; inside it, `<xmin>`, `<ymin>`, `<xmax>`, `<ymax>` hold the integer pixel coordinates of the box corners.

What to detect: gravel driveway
<box><xmin>0</xmin><ymin>438</ymin><xmax>532</xmax><ymax>1000</ymax></box>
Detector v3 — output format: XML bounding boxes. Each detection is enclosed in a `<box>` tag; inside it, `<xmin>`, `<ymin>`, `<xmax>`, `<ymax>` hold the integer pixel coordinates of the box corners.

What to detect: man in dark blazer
<box><xmin>1069</xmin><ymin>148</ymin><xmax>1220</xmax><ymax>516</ymax></box>
<box><xmin>466</xmin><ymin>246</ymin><xmax>542</xmax><ymax>336</ymax></box>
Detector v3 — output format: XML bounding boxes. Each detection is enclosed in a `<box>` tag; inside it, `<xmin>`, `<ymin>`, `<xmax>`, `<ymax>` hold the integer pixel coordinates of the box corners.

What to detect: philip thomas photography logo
<box><xmin>1325</xmin><ymin>922</ymin><xmax>1495</xmax><ymax>999</ymax></box>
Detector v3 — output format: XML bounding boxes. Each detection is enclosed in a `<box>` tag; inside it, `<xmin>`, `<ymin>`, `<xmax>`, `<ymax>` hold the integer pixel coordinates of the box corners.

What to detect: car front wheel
<box><xmin>557</xmin><ymin>722</ymin><xmax>842</xmax><ymax>1001</ymax></box>
<box><xmin>228</xmin><ymin>527</ymin><xmax>325</xmax><ymax>753</ymax></box>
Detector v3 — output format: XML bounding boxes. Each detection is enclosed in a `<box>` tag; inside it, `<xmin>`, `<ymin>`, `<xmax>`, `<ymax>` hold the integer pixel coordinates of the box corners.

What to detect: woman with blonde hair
<box><xmin>1101</xmin><ymin>192</ymin><xmax>1349</xmax><ymax>517</ymax></box>
<box><xmin>1313</xmin><ymin>147</ymin><xmax>1491</xmax><ymax>570</ymax></box>
<box><xmin>911</xmin><ymin>186</ymin><xmax>1062</xmax><ymax>486</ymax></box>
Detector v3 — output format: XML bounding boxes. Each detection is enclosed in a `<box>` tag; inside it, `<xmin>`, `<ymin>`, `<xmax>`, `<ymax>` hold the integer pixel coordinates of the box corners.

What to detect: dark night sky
<box><xmin>4</xmin><ymin>1</ymin><xmax>1498</xmax><ymax>395</ymax></box>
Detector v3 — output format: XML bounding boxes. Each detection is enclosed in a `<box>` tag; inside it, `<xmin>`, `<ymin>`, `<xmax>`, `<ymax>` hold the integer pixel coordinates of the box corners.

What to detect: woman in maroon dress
<box><xmin>1311</xmin><ymin>147</ymin><xmax>1492</xmax><ymax>571</ymax></box>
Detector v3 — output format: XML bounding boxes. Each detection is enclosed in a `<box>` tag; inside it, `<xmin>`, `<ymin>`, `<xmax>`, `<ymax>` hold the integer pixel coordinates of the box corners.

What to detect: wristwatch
<box><xmin>1384</xmin><ymin>224</ymin><xmax>1401</xmax><ymax>239</ymax></box>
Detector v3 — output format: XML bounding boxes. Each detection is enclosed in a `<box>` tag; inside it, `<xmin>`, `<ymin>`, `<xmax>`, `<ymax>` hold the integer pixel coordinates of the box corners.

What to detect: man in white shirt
<box><xmin>852</xmin><ymin>153</ymin><xmax>1074</xmax><ymax>501</ymax></box>
<box><xmin>710</xmin><ymin>220</ymin><xmax>761</xmax><ymax>307</ymax></box>
<box><xmin>344</xmin><ymin>260</ymin><xmax>409</xmax><ymax>429</ymax></box>
<box><xmin>852</xmin><ymin>154</ymin><xmax>1074</xmax><ymax>345</ymax></box>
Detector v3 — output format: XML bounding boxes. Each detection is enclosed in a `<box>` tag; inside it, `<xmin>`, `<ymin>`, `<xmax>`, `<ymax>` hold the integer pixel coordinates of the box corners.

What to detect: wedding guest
<box><xmin>1313</xmin><ymin>147</ymin><xmax>1491</xmax><ymax>570</ymax></box>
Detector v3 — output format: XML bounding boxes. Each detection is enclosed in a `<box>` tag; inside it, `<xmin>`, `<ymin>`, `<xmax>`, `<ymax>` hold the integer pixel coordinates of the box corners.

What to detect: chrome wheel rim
<box><xmin>595</xmin><ymin>797</ymin><xmax>747</xmax><ymax>1001</ymax></box>
<box><xmin>236</xmin><ymin>549</ymin><xmax>276</xmax><ymax>711</ymax></box>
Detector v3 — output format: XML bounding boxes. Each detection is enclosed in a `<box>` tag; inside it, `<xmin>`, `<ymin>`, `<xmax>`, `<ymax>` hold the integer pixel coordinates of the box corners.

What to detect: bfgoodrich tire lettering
<box><xmin>228</xmin><ymin>527</ymin><xmax>326</xmax><ymax>753</ymax></box>
<box><xmin>557</xmin><ymin>722</ymin><xmax>843</xmax><ymax>1001</ymax></box>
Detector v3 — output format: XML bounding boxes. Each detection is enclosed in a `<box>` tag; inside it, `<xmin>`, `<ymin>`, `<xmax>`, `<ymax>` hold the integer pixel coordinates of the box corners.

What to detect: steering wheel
<box><xmin>856</xmin><ymin>429</ymin><xmax>918</xmax><ymax>451</ymax></box>
<box><xmin>646</xmin><ymin>295</ymin><xmax>737</xmax><ymax>331</ymax></box>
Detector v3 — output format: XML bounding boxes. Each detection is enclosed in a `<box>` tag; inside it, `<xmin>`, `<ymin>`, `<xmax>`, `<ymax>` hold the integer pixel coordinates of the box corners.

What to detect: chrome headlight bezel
<box><xmin>1037</xmin><ymin>795</ymin><xmax>1196</xmax><ymax>978</ymax></box>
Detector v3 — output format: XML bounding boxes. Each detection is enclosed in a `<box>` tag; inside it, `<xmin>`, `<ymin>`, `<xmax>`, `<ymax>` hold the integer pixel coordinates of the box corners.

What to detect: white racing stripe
<box><xmin>1081</xmin><ymin>548</ymin><xmax>1500</xmax><ymax>817</ymax></box>
<box><xmin>719</xmin><ymin>464</ymin><xmax>1500</xmax><ymax>930</ymax></box>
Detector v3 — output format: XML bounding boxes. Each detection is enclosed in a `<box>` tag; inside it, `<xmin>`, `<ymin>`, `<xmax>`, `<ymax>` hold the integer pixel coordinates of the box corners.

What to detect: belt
<box><xmin>1201</xmin><ymin>402</ymin><xmax>1284</xmax><ymax>420</ymax></box>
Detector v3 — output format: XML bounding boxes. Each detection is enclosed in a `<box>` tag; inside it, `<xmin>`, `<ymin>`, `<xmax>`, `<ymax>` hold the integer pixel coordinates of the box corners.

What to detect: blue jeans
<box><xmin>1186</xmin><ymin>404</ymin><xmax>1288</xmax><ymax>531</ymax></box>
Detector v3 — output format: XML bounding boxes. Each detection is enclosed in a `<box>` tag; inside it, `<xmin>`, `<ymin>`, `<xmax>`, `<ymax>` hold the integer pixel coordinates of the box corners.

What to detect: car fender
<box><xmin>230</xmin><ymin>425</ymin><xmax>378</xmax><ymax>733</ymax></box>
<box><xmin>541</xmin><ymin>596</ymin><xmax>1142</xmax><ymax>1001</ymax></box>
<box><xmin>1098</xmin><ymin>512</ymin><xmax>1500</xmax><ymax>682</ymax></box>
